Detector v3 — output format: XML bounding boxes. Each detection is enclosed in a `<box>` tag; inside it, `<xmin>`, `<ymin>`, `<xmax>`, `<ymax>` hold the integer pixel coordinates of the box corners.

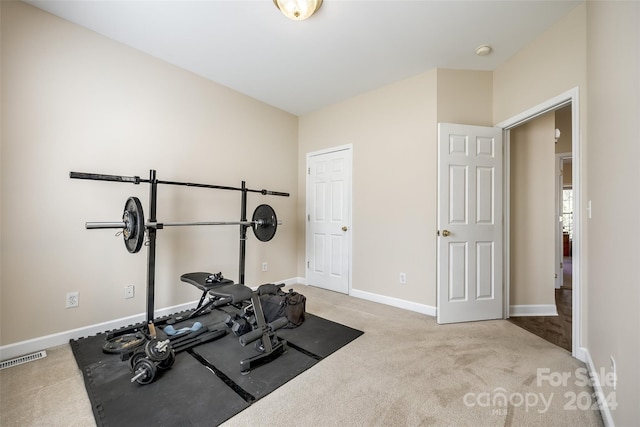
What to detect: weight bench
<box><xmin>180</xmin><ymin>272</ymin><xmax>287</xmax><ymax>374</ymax></box>
<box><xmin>180</xmin><ymin>272</ymin><xmax>237</xmax><ymax>319</ymax></box>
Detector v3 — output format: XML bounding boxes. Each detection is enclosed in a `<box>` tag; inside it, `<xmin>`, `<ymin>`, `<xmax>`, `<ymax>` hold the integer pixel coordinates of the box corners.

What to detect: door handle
<box><xmin>342</xmin><ymin>226</ymin><xmax>348</xmax><ymax>232</ymax></box>
<box><xmin>441</xmin><ymin>229</ymin><xmax>451</xmax><ymax>237</ymax></box>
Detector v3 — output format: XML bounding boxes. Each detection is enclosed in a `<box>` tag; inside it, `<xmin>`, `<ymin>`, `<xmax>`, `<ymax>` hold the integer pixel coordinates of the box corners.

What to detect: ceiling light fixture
<box><xmin>273</xmin><ymin>0</ymin><xmax>323</xmax><ymax>21</ymax></box>
<box><xmin>475</xmin><ymin>45</ymin><xmax>492</xmax><ymax>56</ymax></box>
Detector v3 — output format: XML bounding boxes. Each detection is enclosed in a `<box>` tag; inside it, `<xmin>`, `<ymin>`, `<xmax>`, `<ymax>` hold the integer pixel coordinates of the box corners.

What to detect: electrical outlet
<box><xmin>124</xmin><ymin>285</ymin><xmax>135</xmax><ymax>299</ymax></box>
<box><xmin>399</xmin><ymin>273</ymin><xmax>407</xmax><ymax>285</ymax></box>
<box><xmin>66</xmin><ymin>291</ymin><xmax>79</xmax><ymax>308</ymax></box>
<box><xmin>262</xmin><ymin>262</ymin><xmax>268</xmax><ymax>272</ymax></box>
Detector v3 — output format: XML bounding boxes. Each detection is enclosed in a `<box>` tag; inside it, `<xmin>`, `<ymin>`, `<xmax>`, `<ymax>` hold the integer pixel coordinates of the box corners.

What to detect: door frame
<box><xmin>305</xmin><ymin>144</ymin><xmax>353</xmax><ymax>294</ymax></box>
<box><xmin>497</xmin><ymin>87</ymin><xmax>583</xmax><ymax>362</ymax></box>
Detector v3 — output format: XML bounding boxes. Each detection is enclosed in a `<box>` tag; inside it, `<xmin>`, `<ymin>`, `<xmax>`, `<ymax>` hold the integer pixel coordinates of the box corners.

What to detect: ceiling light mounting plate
<box><xmin>273</xmin><ymin>0</ymin><xmax>323</xmax><ymax>21</ymax></box>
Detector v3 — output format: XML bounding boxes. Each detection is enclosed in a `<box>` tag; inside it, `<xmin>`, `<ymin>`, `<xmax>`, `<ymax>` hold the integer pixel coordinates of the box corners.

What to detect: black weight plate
<box><xmin>157</xmin><ymin>350</ymin><xmax>176</xmax><ymax>370</ymax></box>
<box><xmin>133</xmin><ymin>358</ymin><xmax>157</xmax><ymax>385</ymax></box>
<box><xmin>129</xmin><ymin>350</ymin><xmax>147</xmax><ymax>370</ymax></box>
<box><xmin>123</xmin><ymin>197</ymin><xmax>145</xmax><ymax>254</ymax></box>
<box><xmin>145</xmin><ymin>339</ymin><xmax>171</xmax><ymax>362</ymax></box>
<box><xmin>102</xmin><ymin>332</ymin><xmax>147</xmax><ymax>354</ymax></box>
<box><xmin>252</xmin><ymin>204</ymin><xmax>277</xmax><ymax>242</ymax></box>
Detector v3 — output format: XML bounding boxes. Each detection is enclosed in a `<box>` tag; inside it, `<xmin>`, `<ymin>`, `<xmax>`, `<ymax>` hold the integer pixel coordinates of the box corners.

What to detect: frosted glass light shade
<box><xmin>273</xmin><ymin>0</ymin><xmax>323</xmax><ymax>20</ymax></box>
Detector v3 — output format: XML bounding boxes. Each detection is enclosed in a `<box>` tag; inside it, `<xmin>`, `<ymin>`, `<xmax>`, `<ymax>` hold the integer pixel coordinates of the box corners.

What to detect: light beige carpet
<box><xmin>0</xmin><ymin>284</ymin><xmax>604</xmax><ymax>427</ymax></box>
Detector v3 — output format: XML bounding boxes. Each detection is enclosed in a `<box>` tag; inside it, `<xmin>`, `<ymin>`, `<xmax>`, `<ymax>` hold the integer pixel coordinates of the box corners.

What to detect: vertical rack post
<box><xmin>146</xmin><ymin>169</ymin><xmax>158</xmax><ymax>325</ymax></box>
<box><xmin>238</xmin><ymin>181</ymin><xmax>248</xmax><ymax>285</ymax></box>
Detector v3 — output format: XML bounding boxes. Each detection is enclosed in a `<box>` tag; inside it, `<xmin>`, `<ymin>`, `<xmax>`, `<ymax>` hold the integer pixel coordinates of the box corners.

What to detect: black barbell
<box><xmin>86</xmin><ymin>197</ymin><xmax>281</xmax><ymax>253</ymax></box>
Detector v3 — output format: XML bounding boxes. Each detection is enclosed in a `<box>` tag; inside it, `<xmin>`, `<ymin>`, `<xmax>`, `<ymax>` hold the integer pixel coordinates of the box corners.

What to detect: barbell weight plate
<box><xmin>252</xmin><ymin>204</ymin><xmax>277</xmax><ymax>242</ymax></box>
<box><xmin>144</xmin><ymin>339</ymin><xmax>172</xmax><ymax>362</ymax></box>
<box><xmin>129</xmin><ymin>350</ymin><xmax>147</xmax><ymax>370</ymax></box>
<box><xmin>157</xmin><ymin>349</ymin><xmax>176</xmax><ymax>370</ymax></box>
<box><xmin>102</xmin><ymin>332</ymin><xmax>146</xmax><ymax>354</ymax></box>
<box><xmin>123</xmin><ymin>196</ymin><xmax>145</xmax><ymax>254</ymax></box>
<box><xmin>133</xmin><ymin>358</ymin><xmax>157</xmax><ymax>385</ymax></box>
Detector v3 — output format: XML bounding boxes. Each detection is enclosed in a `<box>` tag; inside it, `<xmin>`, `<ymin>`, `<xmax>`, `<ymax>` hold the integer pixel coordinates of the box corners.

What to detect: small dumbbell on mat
<box><xmin>129</xmin><ymin>339</ymin><xmax>175</xmax><ymax>385</ymax></box>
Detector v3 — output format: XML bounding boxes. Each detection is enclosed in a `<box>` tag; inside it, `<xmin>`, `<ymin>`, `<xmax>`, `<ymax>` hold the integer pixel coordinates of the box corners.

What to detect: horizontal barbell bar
<box><xmin>85</xmin><ymin>197</ymin><xmax>280</xmax><ymax>253</ymax></box>
<box><xmin>69</xmin><ymin>171</ymin><xmax>289</xmax><ymax>197</ymax></box>
<box><xmin>85</xmin><ymin>219</ymin><xmax>282</xmax><ymax>229</ymax></box>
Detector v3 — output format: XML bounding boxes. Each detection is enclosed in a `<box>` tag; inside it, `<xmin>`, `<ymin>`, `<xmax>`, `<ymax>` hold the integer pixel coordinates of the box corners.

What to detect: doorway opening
<box><xmin>507</xmin><ymin>105</ymin><xmax>573</xmax><ymax>352</ymax></box>
<box><xmin>497</xmin><ymin>87</ymin><xmax>583</xmax><ymax>362</ymax></box>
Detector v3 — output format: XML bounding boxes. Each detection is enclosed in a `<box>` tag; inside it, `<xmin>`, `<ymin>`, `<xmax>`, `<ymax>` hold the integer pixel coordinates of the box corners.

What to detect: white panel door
<box><xmin>306</xmin><ymin>147</ymin><xmax>351</xmax><ymax>294</ymax></box>
<box><xmin>437</xmin><ymin>123</ymin><xmax>503</xmax><ymax>324</ymax></box>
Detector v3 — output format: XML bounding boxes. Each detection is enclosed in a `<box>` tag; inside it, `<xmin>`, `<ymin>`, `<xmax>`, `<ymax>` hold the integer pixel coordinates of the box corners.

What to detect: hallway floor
<box><xmin>508</xmin><ymin>287</ymin><xmax>572</xmax><ymax>351</ymax></box>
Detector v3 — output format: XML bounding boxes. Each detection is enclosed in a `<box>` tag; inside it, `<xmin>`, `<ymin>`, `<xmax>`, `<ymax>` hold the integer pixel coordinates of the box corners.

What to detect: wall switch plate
<box><xmin>66</xmin><ymin>291</ymin><xmax>79</xmax><ymax>308</ymax></box>
<box><xmin>399</xmin><ymin>273</ymin><xmax>407</xmax><ymax>285</ymax></box>
<box><xmin>262</xmin><ymin>262</ymin><xmax>268</xmax><ymax>272</ymax></box>
<box><xmin>124</xmin><ymin>285</ymin><xmax>135</xmax><ymax>299</ymax></box>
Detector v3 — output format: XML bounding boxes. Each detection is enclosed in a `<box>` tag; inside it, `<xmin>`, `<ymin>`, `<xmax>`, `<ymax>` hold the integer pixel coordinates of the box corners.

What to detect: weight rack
<box><xmin>70</xmin><ymin>169</ymin><xmax>289</xmax><ymax>330</ymax></box>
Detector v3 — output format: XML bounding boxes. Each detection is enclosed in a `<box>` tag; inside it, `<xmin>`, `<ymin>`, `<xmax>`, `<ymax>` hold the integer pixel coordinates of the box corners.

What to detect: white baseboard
<box><xmin>277</xmin><ymin>277</ymin><xmax>304</xmax><ymax>287</ymax></box>
<box><xmin>295</xmin><ymin>277</ymin><xmax>435</xmax><ymax>316</ymax></box>
<box><xmin>509</xmin><ymin>304</ymin><xmax>558</xmax><ymax>317</ymax></box>
<box><xmin>350</xmin><ymin>288</ymin><xmax>437</xmax><ymax>317</ymax></box>
<box><xmin>581</xmin><ymin>347</ymin><xmax>616</xmax><ymax>427</ymax></box>
<box><xmin>0</xmin><ymin>276</ymin><xmax>308</xmax><ymax>362</ymax></box>
<box><xmin>0</xmin><ymin>300</ymin><xmax>200</xmax><ymax>362</ymax></box>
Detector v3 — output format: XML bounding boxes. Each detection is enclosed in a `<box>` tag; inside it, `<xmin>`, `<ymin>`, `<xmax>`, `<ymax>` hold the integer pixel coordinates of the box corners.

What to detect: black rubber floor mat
<box><xmin>192</xmin><ymin>331</ymin><xmax>317</xmax><ymax>400</ymax></box>
<box><xmin>70</xmin><ymin>311</ymin><xmax>362</xmax><ymax>427</ymax></box>
<box><xmin>277</xmin><ymin>313</ymin><xmax>364</xmax><ymax>358</ymax></box>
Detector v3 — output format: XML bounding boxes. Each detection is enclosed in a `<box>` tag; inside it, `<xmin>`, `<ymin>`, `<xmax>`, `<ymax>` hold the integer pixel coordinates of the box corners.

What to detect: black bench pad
<box><xmin>181</xmin><ymin>272</ymin><xmax>252</xmax><ymax>303</ymax></box>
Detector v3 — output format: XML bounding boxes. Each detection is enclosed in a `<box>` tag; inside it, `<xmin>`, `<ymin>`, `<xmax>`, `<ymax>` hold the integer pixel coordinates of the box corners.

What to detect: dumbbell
<box><xmin>130</xmin><ymin>338</ymin><xmax>175</xmax><ymax>385</ymax></box>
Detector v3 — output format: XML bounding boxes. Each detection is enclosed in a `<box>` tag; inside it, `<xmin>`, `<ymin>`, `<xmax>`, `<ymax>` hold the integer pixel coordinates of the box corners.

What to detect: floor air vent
<box><xmin>0</xmin><ymin>351</ymin><xmax>47</xmax><ymax>370</ymax></box>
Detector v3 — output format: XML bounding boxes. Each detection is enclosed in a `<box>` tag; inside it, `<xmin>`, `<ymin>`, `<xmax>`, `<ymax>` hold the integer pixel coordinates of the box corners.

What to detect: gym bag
<box><xmin>258</xmin><ymin>285</ymin><xmax>306</xmax><ymax>328</ymax></box>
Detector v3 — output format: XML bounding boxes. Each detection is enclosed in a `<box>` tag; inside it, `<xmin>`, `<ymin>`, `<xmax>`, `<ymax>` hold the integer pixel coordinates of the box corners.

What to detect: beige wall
<box><xmin>586</xmin><ymin>2</ymin><xmax>640</xmax><ymax>425</ymax></box>
<box><xmin>1</xmin><ymin>1</ymin><xmax>299</xmax><ymax>345</ymax></box>
<box><xmin>298</xmin><ymin>70</ymin><xmax>438</xmax><ymax>306</ymax></box>
<box><xmin>562</xmin><ymin>161</ymin><xmax>573</xmax><ymax>188</ymax></box>
<box><xmin>509</xmin><ymin>112</ymin><xmax>556</xmax><ymax>306</ymax></box>
<box><xmin>297</xmin><ymin>69</ymin><xmax>492</xmax><ymax>308</ymax></box>
<box><xmin>555</xmin><ymin>105</ymin><xmax>573</xmax><ymax>155</ymax></box>
<box><xmin>555</xmin><ymin>106</ymin><xmax>573</xmax><ymax>188</ymax></box>
<box><xmin>493</xmin><ymin>4</ymin><xmax>587</xmax><ymax>125</ymax></box>
<box><xmin>436</xmin><ymin>69</ymin><xmax>493</xmax><ymax>126</ymax></box>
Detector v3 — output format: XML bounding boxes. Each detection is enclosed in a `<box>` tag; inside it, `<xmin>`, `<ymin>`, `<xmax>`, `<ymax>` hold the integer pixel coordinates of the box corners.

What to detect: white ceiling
<box><xmin>26</xmin><ymin>0</ymin><xmax>582</xmax><ymax>116</ymax></box>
